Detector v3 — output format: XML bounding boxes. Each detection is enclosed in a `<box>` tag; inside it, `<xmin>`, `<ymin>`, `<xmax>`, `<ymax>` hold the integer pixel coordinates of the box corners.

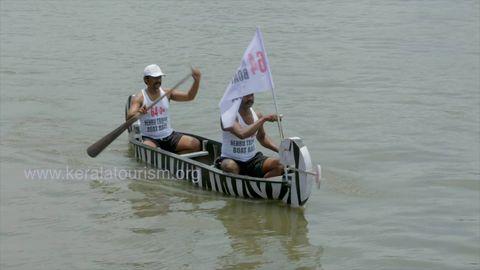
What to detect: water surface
<box><xmin>1</xmin><ymin>0</ymin><xmax>479</xmax><ymax>269</ymax></box>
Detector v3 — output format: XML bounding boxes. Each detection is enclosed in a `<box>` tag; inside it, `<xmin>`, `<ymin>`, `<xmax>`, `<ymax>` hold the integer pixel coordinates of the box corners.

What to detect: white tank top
<box><xmin>139</xmin><ymin>88</ymin><xmax>173</xmax><ymax>139</ymax></box>
<box><xmin>221</xmin><ymin>108</ymin><xmax>258</xmax><ymax>162</ymax></box>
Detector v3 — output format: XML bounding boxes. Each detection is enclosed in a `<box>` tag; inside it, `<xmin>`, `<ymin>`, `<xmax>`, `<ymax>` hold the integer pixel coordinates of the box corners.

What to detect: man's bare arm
<box><xmin>223</xmin><ymin>114</ymin><xmax>279</xmax><ymax>140</ymax></box>
<box><xmin>169</xmin><ymin>68</ymin><xmax>201</xmax><ymax>102</ymax></box>
<box><xmin>256</xmin><ymin>112</ymin><xmax>279</xmax><ymax>152</ymax></box>
<box><xmin>126</xmin><ymin>94</ymin><xmax>146</xmax><ymax>119</ymax></box>
<box><xmin>257</xmin><ymin>126</ymin><xmax>279</xmax><ymax>152</ymax></box>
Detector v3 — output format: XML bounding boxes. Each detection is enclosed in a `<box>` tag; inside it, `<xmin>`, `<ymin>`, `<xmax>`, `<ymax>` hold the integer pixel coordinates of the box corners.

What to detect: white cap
<box><xmin>143</xmin><ymin>64</ymin><xmax>165</xmax><ymax>77</ymax></box>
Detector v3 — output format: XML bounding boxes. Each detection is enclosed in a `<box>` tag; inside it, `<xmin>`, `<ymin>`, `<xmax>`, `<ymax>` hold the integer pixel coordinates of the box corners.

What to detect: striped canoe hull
<box><xmin>126</xmin><ymin>95</ymin><xmax>314</xmax><ymax>207</ymax></box>
<box><xmin>129</xmin><ymin>135</ymin><xmax>312</xmax><ymax>207</ymax></box>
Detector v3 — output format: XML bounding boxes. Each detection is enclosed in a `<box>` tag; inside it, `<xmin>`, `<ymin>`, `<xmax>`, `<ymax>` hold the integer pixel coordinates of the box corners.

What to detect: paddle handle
<box><xmin>86</xmin><ymin>73</ymin><xmax>191</xmax><ymax>158</ymax></box>
<box><xmin>143</xmin><ymin>73</ymin><xmax>191</xmax><ymax>112</ymax></box>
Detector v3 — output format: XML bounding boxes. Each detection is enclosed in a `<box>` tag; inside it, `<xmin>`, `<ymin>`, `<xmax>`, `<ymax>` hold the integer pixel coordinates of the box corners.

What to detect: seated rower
<box><xmin>216</xmin><ymin>93</ymin><xmax>284</xmax><ymax>178</ymax></box>
<box><xmin>127</xmin><ymin>64</ymin><xmax>202</xmax><ymax>154</ymax></box>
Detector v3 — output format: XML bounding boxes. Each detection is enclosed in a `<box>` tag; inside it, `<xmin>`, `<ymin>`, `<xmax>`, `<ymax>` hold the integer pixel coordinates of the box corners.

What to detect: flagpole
<box><xmin>271</xmin><ymin>86</ymin><xmax>285</xmax><ymax>139</ymax></box>
<box><xmin>257</xmin><ymin>27</ymin><xmax>285</xmax><ymax>139</ymax></box>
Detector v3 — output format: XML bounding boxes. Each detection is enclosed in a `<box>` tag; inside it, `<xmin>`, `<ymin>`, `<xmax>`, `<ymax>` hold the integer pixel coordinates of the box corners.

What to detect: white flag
<box><xmin>219</xmin><ymin>27</ymin><xmax>275</xmax><ymax>128</ymax></box>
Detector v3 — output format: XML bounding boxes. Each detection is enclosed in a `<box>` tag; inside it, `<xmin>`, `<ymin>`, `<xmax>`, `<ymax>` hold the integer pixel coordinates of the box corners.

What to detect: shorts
<box><xmin>142</xmin><ymin>131</ymin><xmax>183</xmax><ymax>153</ymax></box>
<box><xmin>215</xmin><ymin>152</ymin><xmax>268</xmax><ymax>178</ymax></box>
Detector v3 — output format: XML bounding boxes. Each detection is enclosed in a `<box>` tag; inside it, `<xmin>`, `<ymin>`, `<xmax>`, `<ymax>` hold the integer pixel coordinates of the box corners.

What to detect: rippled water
<box><xmin>1</xmin><ymin>0</ymin><xmax>479</xmax><ymax>269</ymax></box>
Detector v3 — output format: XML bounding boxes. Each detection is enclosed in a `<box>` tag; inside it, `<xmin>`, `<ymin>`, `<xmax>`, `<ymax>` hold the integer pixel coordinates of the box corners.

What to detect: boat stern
<box><xmin>279</xmin><ymin>137</ymin><xmax>319</xmax><ymax>207</ymax></box>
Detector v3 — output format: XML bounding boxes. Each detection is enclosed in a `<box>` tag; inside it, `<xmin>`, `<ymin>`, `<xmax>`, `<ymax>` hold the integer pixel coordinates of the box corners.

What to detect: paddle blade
<box><xmin>87</xmin><ymin>117</ymin><xmax>138</xmax><ymax>157</ymax></box>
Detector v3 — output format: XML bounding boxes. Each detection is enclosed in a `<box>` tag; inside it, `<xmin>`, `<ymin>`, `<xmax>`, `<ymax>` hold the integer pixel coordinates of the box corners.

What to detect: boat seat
<box><xmin>180</xmin><ymin>151</ymin><xmax>209</xmax><ymax>159</ymax></box>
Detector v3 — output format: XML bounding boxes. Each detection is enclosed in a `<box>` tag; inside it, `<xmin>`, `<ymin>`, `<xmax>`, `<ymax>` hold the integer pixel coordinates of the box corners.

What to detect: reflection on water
<box><xmin>125</xmin><ymin>179</ymin><xmax>323</xmax><ymax>269</ymax></box>
<box><xmin>216</xmin><ymin>201</ymin><xmax>323</xmax><ymax>269</ymax></box>
<box><xmin>127</xmin><ymin>181</ymin><xmax>171</xmax><ymax>218</ymax></box>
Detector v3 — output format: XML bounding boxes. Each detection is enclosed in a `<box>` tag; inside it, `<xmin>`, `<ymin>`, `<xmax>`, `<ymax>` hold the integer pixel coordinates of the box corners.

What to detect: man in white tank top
<box><xmin>127</xmin><ymin>64</ymin><xmax>202</xmax><ymax>154</ymax></box>
<box><xmin>216</xmin><ymin>93</ymin><xmax>284</xmax><ymax>178</ymax></box>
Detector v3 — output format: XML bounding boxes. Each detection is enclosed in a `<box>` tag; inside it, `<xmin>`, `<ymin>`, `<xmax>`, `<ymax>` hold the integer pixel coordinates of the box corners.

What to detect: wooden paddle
<box><xmin>87</xmin><ymin>73</ymin><xmax>192</xmax><ymax>157</ymax></box>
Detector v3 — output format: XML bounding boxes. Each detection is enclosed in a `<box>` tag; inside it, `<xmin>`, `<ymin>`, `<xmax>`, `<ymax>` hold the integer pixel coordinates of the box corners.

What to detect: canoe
<box><xmin>125</xmin><ymin>95</ymin><xmax>319</xmax><ymax>207</ymax></box>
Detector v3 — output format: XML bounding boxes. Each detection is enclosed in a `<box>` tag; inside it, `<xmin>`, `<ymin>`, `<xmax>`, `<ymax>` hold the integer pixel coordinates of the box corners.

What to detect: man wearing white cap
<box><xmin>127</xmin><ymin>64</ymin><xmax>202</xmax><ymax>154</ymax></box>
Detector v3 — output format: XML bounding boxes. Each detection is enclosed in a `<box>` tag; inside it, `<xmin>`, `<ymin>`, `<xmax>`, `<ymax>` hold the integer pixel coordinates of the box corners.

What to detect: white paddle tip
<box><xmin>315</xmin><ymin>164</ymin><xmax>321</xmax><ymax>188</ymax></box>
